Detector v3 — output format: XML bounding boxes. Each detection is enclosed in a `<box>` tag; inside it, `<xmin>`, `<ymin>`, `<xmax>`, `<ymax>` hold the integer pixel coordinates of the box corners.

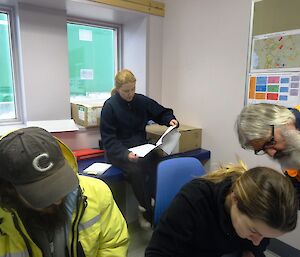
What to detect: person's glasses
<box><xmin>254</xmin><ymin>125</ymin><xmax>276</xmax><ymax>155</ymax></box>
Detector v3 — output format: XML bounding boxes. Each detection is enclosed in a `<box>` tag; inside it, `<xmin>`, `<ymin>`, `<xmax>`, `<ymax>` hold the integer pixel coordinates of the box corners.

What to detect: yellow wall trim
<box><xmin>89</xmin><ymin>0</ymin><xmax>165</xmax><ymax>17</ymax></box>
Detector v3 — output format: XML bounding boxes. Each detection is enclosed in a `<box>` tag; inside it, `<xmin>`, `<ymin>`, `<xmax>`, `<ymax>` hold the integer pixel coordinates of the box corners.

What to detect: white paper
<box><xmin>129</xmin><ymin>125</ymin><xmax>180</xmax><ymax>157</ymax></box>
<box><xmin>26</xmin><ymin>119</ymin><xmax>79</xmax><ymax>132</ymax></box>
<box><xmin>155</xmin><ymin>125</ymin><xmax>176</xmax><ymax>146</ymax></box>
<box><xmin>79</xmin><ymin>29</ymin><xmax>93</xmax><ymax>41</ymax></box>
<box><xmin>78</xmin><ymin>106</ymin><xmax>85</xmax><ymax>121</ymax></box>
<box><xmin>129</xmin><ymin>144</ymin><xmax>157</xmax><ymax>157</ymax></box>
<box><xmin>80</xmin><ymin>69</ymin><xmax>94</xmax><ymax>80</ymax></box>
<box><xmin>159</xmin><ymin>129</ymin><xmax>181</xmax><ymax>154</ymax></box>
<box><xmin>83</xmin><ymin>163</ymin><xmax>112</xmax><ymax>175</ymax></box>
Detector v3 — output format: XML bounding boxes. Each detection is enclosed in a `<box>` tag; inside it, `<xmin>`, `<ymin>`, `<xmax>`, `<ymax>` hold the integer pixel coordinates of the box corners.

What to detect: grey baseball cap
<box><xmin>0</xmin><ymin>127</ymin><xmax>79</xmax><ymax>208</ymax></box>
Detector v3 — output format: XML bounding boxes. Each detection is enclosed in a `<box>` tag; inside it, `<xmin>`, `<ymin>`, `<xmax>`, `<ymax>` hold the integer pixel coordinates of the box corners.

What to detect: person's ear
<box><xmin>285</xmin><ymin>121</ymin><xmax>296</xmax><ymax>130</ymax></box>
<box><xmin>231</xmin><ymin>191</ymin><xmax>238</xmax><ymax>204</ymax></box>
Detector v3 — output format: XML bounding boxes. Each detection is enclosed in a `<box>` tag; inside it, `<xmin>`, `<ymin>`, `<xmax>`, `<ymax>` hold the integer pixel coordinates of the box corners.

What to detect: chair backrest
<box><xmin>153</xmin><ymin>157</ymin><xmax>205</xmax><ymax>226</ymax></box>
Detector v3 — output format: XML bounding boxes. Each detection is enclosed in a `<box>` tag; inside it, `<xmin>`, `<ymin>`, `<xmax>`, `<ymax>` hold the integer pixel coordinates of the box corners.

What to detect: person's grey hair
<box><xmin>236</xmin><ymin>103</ymin><xmax>295</xmax><ymax>148</ymax></box>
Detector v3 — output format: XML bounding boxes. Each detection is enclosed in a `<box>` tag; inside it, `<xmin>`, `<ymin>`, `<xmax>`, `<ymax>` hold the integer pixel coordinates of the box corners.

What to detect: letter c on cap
<box><xmin>32</xmin><ymin>153</ymin><xmax>54</xmax><ymax>172</ymax></box>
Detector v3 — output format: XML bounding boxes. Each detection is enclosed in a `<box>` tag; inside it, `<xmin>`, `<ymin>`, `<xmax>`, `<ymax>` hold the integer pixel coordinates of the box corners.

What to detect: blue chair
<box><xmin>153</xmin><ymin>157</ymin><xmax>205</xmax><ymax>227</ymax></box>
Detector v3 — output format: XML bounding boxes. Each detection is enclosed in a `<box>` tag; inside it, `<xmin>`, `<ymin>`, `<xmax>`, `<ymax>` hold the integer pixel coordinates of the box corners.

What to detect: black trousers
<box><xmin>108</xmin><ymin>150</ymin><xmax>162</xmax><ymax>222</ymax></box>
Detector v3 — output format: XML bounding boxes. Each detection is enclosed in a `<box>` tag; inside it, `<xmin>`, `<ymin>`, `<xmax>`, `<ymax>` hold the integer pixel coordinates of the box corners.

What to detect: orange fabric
<box><xmin>73</xmin><ymin>148</ymin><xmax>105</xmax><ymax>160</ymax></box>
<box><xmin>285</xmin><ymin>169</ymin><xmax>300</xmax><ymax>182</ymax></box>
<box><xmin>285</xmin><ymin>105</ymin><xmax>300</xmax><ymax>182</ymax></box>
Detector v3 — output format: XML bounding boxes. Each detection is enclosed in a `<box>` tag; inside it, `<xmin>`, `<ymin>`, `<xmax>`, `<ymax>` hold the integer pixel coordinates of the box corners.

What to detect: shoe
<box><xmin>138</xmin><ymin>205</ymin><xmax>151</xmax><ymax>229</ymax></box>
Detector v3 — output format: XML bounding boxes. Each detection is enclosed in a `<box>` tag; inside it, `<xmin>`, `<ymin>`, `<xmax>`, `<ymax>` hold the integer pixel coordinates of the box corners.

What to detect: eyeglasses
<box><xmin>254</xmin><ymin>125</ymin><xmax>276</xmax><ymax>155</ymax></box>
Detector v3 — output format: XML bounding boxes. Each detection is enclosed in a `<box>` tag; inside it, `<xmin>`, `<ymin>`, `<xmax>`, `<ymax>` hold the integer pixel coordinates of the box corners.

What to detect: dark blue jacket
<box><xmin>146</xmin><ymin>178</ymin><xmax>269</xmax><ymax>257</ymax></box>
<box><xmin>289</xmin><ymin>108</ymin><xmax>300</xmax><ymax>208</ymax></box>
<box><xmin>100</xmin><ymin>93</ymin><xmax>176</xmax><ymax>161</ymax></box>
<box><xmin>291</xmin><ymin>108</ymin><xmax>300</xmax><ymax>129</ymax></box>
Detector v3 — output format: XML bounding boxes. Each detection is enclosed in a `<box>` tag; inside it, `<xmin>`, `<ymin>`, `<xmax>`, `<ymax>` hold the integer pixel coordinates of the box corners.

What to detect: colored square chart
<box><xmin>248</xmin><ymin>74</ymin><xmax>300</xmax><ymax>102</ymax></box>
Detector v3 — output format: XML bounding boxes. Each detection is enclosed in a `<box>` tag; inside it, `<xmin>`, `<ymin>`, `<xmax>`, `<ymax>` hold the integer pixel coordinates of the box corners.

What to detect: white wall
<box><xmin>18</xmin><ymin>3</ymin><xmax>71</xmax><ymax>121</ymax></box>
<box><xmin>161</xmin><ymin>0</ymin><xmax>278</xmax><ymax>170</ymax></box>
<box><xmin>147</xmin><ymin>15</ymin><xmax>164</xmax><ymax>100</ymax></box>
<box><xmin>160</xmin><ymin>0</ymin><xmax>299</xmax><ymax>249</ymax></box>
<box><xmin>123</xmin><ymin>16</ymin><xmax>147</xmax><ymax>95</ymax></box>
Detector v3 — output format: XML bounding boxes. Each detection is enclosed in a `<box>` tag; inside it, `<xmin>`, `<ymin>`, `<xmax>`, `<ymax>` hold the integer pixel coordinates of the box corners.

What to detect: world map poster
<box><xmin>251</xmin><ymin>29</ymin><xmax>300</xmax><ymax>72</ymax></box>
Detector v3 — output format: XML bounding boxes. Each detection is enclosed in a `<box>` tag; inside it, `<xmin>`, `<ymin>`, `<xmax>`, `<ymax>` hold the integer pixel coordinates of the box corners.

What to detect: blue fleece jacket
<box><xmin>100</xmin><ymin>93</ymin><xmax>176</xmax><ymax>162</ymax></box>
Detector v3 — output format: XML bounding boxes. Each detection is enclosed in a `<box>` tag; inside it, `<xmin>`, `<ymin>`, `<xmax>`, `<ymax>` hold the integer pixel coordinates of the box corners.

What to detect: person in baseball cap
<box><xmin>0</xmin><ymin>127</ymin><xmax>129</xmax><ymax>257</ymax></box>
<box><xmin>0</xmin><ymin>126</ymin><xmax>79</xmax><ymax>208</ymax></box>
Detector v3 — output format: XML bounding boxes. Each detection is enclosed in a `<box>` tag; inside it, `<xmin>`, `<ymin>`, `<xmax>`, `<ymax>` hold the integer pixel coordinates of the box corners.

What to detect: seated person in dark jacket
<box><xmin>145</xmin><ymin>162</ymin><xmax>298</xmax><ymax>257</ymax></box>
<box><xmin>100</xmin><ymin>69</ymin><xmax>179</xmax><ymax>228</ymax></box>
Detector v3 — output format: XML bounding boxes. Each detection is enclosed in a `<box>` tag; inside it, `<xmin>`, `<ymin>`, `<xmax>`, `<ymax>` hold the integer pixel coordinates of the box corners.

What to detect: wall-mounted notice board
<box><xmin>247</xmin><ymin>73</ymin><xmax>300</xmax><ymax>107</ymax></box>
<box><xmin>246</xmin><ymin>29</ymin><xmax>300</xmax><ymax>107</ymax></box>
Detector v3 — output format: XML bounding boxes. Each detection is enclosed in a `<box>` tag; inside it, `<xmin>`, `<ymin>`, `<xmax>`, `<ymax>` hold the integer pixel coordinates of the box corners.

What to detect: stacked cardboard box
<box><xmin>71</xmin><ymin>102</ymin><xmax>102</xmax><ymax>128</ymax></box>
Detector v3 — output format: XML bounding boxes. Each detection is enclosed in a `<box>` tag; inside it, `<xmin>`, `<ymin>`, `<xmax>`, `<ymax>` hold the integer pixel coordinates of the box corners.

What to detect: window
<box><xmin>67</xmin><ymin>20</ymin><xmax>120</xmax><ymax>101</ymax></box>
<box><xmin>0</xmin><ymin>8</ymin><xmax>19</xmax><ymax>122</ymax></box>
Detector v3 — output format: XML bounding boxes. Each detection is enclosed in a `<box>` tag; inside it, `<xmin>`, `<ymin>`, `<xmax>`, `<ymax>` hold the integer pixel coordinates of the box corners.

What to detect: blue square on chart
<box><xmin>280</xmin><ymin>77</ymin><xmax>290</xmax><ymax>83</ymax></box>
<box><xmin>280</xmin><ymin>87</ymin><xmax>289</xmax><ymax>93</ymax></box>
<box><xmin>256</xmin><ymin>85</ymin><xmax>267</xmax><ymax>92</ymax></box>
<box><xmin>279</xmin><ymin>95</ymin><xmax>288</xmax><ymax>101</ymax></box>
<box><xmin>256</xmin><ymin>76</ymin><xmax>267</xmax><ymax>84</ymax></box>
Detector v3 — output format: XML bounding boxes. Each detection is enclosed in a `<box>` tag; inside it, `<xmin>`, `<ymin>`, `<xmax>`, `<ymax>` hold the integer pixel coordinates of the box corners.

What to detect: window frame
<box><xmin>67</xmin><ymin>17</ymin><xmax>122</xmax><ymax>98</ymax></box>
<box><xmin>0</xmin><ymin>5</ymin><xmax>23</xmax><ymax>124</ymax></box>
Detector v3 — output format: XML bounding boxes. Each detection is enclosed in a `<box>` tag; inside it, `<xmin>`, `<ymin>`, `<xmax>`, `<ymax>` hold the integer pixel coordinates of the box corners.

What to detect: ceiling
<box><xmin>0</xmin><ymin>0</ymin><xmax>66</xmax><ymax>9</ymax></box>
<box><xmin>0</xmin><ymin>0</ymin><xmax>147</xmax><ymax>24</ymax></box>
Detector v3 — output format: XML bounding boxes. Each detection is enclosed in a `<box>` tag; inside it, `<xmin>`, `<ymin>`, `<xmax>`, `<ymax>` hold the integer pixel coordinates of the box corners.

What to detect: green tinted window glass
<box><xmin>67</xmin><ymin>23</ymin><xmax>116</xmax><ymax>97</ymax></box>
<box><xmin>0</xmin><ymin>12</ymin><xmax>16</xmax><ymax>120</ymax></box>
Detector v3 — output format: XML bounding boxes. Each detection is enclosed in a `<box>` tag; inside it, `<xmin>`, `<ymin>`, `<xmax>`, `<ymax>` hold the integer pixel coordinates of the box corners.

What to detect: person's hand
<box><xmin>169</xmin><ymin>119</ymin><xmax>179</xmax><ymax>127</ymax></box>
<box><xmin>241</xmin><ymin>251</ymin><xmax>255</xmax><ymax>257</ymax></box>
<box><xmin>128</xmin><ymin>152</ymin><xmax>139</xmax><ymax>162</ymax></box>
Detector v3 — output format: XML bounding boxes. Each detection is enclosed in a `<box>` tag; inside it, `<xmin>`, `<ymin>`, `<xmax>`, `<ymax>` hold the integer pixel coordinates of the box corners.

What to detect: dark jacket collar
<box><xmin>114</xmin><ymin>92</ymin><xmax>136</xmax><ymax>105</ymax></box>
<box><xmin>291</xmin><ymin>108</ymin><xmax>300</xmax><ymax>130</ymax></box>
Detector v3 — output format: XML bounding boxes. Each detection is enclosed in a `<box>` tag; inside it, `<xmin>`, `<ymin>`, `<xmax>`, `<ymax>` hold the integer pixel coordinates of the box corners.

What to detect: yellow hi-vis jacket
<box><xmin>0</xmin><ymin>138</ymin><xmax>129</xmax><ymax>257</ymax></box>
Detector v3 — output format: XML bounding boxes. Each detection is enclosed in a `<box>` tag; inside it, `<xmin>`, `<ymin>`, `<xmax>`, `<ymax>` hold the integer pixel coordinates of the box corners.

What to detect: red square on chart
<box><xmin>266</xmin><ymin>93</ymin><xmax>278</xmax><ymax>100</ymax></box>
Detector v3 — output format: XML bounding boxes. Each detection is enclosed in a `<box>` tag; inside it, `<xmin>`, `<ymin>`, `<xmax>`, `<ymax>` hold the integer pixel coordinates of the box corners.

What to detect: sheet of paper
<box><xmin>128</xmin><ymin>125</ymin><xmax>181</xmax><ymax>157</ymax></box>
<box><xmin>80</xmin><ymin>69</ymin><xmax>94</xmax><ymax>80</ymax></box>
<box><xmin>26</xmin><ymin>119</ymin><xmax>79</xmax><ymax>132</ymax></box>
<box><xmin>159</xmin><ymin>129</ymin><xmax>181</xmax><ymax>154</ymax></box>
<box><xmin>129</xmin><ymin>144</ymin><xmax>157</xmax><ymax>157</ymax></box>
<box><xmin>79</xmin><ymin>29</ymin><xmax>93</xmax><ymax>41</ymax></box>
<box><xmin>155</xmin><ymin>125</ymin><xmax>176</xmax><ymax>146</ymax></box>
<box><xmin>83</xmin><ymin>163</ymin><xmax>112</xmax><ymax>175</ymax></box>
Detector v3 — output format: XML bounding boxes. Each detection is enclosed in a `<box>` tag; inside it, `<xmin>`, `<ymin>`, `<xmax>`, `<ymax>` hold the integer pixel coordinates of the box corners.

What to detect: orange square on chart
<box><xmin>255</xmin><ymin>93</ymin><xmax>266</xmax><ymax>99</ymax></box>
<box><xmin>249</xmin><ymin>77</ymin><xmax>256</xmax><ymax>99</ymax></box>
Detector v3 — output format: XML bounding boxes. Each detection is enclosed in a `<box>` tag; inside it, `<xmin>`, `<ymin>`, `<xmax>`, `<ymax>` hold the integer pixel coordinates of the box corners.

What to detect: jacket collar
<box><xmin>115</xmin><ymin>92</ymin><xmax>136</xmax><ymax>105</ymax></box>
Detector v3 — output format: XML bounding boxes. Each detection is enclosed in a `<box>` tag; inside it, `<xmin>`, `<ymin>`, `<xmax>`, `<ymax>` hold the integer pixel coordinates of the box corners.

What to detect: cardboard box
<box><xmin>146</xmin><ymin>124</ymin><xmax>202</xmax><ymax>153</ymax></box>
<box><xmin>71</xmin><ymin>102</ymin><xmax>102</xmax><ymax>128</ymax></box>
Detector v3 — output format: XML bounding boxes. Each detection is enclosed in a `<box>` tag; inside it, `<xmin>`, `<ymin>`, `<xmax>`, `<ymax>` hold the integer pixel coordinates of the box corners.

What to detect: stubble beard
<box><xmin>274</xmin><ymin>129</ymin><xmax>300</xmax><ymax>169</ymax></box>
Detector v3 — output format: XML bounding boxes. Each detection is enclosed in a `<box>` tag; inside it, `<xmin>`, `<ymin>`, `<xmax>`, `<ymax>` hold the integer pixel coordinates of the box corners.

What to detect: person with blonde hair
<box><xmin>145</xmin><ymin>162</ymin><xmax>298</xmax><ymax>257</ymax></box>
<box><xmin>236</xmin><ymin>103</ymin><xmax>300</xmax><ymax>207</ymax></box>
<box><xmin>100</xmin><ymin>69</ymin><xmax>179</xmax><ymax>228</ymax></box>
